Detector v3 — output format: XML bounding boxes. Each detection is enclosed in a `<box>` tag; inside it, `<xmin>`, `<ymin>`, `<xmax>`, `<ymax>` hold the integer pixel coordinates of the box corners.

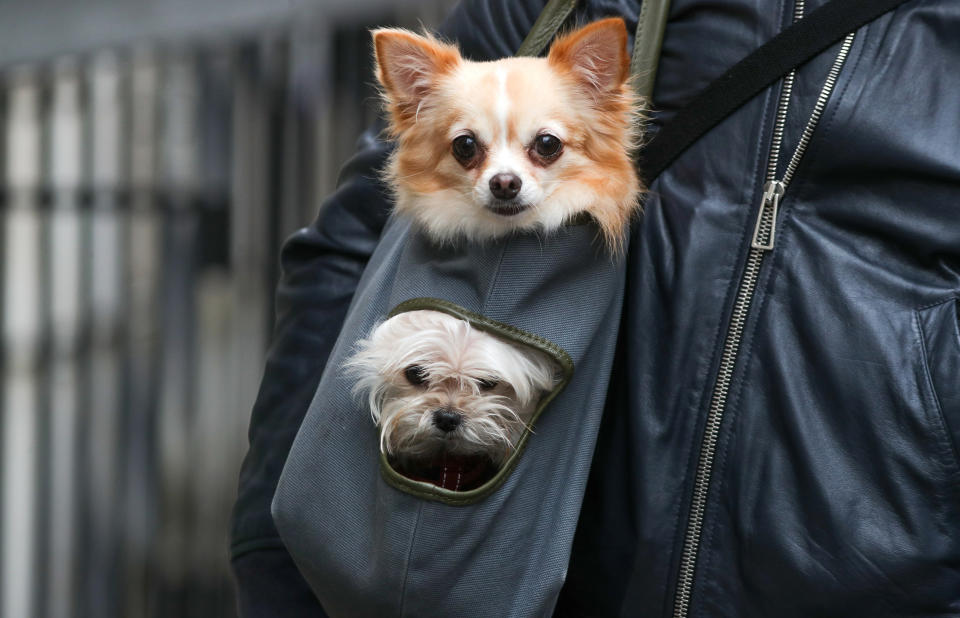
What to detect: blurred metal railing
<box><xmin>0</xmin><ymin>2</ymin><xmax>451</xmax><ymax>616</ymax></box>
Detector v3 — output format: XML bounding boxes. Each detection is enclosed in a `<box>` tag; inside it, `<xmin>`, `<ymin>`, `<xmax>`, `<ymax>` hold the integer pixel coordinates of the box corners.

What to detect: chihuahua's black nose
<box><xmin>432</xmin><ymin>408</ymin><xmax>462</xmax><ymax>432</ymax></box>
<box><xmin>489</xmin><ymin>173</ymin><xmax>522</xmax><ymax>200</ymax></box>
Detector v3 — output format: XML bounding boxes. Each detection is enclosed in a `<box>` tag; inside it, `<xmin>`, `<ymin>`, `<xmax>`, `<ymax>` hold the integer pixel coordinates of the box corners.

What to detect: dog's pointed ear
<box><xmin>372</xmin><ymin>28</ymin><xmax>462</xmax><ymax>108</ymax></box>
<box><xmin>547</xmin><ymin>18</ymin><xmax>631</xmax><ymax>96</ymax></box>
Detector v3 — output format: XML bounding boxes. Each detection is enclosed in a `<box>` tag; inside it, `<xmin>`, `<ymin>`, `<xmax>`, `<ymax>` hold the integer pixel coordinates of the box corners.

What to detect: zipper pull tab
<box><xmin>751</xmin><ymin>180</ymin><xmax>785</xmax><ymax>251</ymax></box>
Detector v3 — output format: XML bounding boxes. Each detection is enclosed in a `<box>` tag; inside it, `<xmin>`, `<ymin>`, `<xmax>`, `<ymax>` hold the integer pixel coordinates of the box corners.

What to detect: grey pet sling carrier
<box><xmin>271</xmin><ymin>1</ymin><xmax>670</xmax><ymax>615</ymax></box>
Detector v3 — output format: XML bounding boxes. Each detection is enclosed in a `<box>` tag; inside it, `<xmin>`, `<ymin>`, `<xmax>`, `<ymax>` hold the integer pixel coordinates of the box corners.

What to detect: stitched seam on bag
<box><xmin>481</xmin><ymin>241</ymin><xmax>511</xmax><ymax>315</ymax></box>
<box><xmin>397</xmin><ymin>501</ymin><xmax>424</xmax><ymax>617</ymax></box>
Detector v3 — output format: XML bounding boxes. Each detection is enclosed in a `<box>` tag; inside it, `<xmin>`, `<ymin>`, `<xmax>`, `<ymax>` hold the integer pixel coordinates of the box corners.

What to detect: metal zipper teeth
<box><xmin>781</xmin><ymin>32</ymin><xmax>856</xmax><ymax>187</ymax></box>
<box><xmin>765</xmin><ymin>0</ymin><xmax>806</xmax><ymax>181</ymax></box>
<box><xmin>671</xmin><ymin>24</ymin><xmax>856</xmax><ymax>618</ymax></box>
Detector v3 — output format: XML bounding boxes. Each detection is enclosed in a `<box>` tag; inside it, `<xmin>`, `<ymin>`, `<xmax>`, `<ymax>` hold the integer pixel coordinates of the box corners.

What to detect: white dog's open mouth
<box><xmin>393</xmin><ymin>452</ymin><xmax>498</xmax><ymax>492</ymax></box>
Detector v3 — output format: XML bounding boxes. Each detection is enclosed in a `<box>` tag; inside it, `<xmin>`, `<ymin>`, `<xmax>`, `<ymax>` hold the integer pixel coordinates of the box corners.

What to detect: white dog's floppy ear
<box><xmin>372</xmin><ymin>28</ymin><xmax>461</xmax><ymax>130</ymax></box>
<box><xmin>547</xmin><ymin>18</ymin><xmax>631</xmax><ymax>96</ymax></box>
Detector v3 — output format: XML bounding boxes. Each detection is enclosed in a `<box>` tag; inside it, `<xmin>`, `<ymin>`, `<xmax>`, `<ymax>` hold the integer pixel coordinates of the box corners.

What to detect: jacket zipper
<box><xmin>671</xmin><ymin>2</ymin><xmax>856</xmax><ymax>613</ymax></box>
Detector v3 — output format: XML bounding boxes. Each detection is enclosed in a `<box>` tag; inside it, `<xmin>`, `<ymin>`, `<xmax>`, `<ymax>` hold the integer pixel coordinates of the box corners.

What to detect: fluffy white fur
<box><xmin>345</xmin><ymin>310</ymin><xmax>558</xmax><ymax>466</ymax></box>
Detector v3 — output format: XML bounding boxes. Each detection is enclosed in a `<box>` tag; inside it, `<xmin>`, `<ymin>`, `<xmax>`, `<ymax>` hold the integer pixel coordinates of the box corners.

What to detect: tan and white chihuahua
<box><xmin>372</xmin><ymin>17</ymin><xmax>642</xmax><ymax>251</ymax></box>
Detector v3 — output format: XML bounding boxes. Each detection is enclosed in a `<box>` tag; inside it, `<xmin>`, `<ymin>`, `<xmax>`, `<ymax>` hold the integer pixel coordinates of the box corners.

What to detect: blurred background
<box><xmin>0</xmin><ymin>0</ymin><xmax>453</xmax><ymax>616</ymax></box>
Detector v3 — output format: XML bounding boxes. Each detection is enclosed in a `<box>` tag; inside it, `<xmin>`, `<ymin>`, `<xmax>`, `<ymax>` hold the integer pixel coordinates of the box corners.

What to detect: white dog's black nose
<box><xmin>489</xmin><ymin>173</ymin><xmax>521</xmax><ymax>200</ymax></box>
<box><xmin>432</xmin><ymin>408</ymin><xmax>462</xmax><ymax>432</ymax></box>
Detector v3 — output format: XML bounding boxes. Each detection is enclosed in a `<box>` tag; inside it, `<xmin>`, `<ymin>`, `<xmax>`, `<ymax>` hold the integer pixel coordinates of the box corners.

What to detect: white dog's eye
<box><xmin>477</xmin><ymin>377</ymin><xmax>498</xmax><ymax>391</ymax></box>
<box><xmin>404</xmin><ymin>365</ymin><xmax>428</xmax><ymax>386</ymax></box>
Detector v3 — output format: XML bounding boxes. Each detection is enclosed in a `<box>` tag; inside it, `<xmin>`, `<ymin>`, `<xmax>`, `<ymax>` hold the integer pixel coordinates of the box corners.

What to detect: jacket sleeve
<box><xmin>228</xmin><ymin>2</ymin><xmax>547</xmax><ymax>615</ymax></box>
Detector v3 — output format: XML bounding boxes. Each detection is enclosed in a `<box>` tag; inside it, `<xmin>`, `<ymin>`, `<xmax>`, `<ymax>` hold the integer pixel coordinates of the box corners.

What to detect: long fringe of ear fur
<box><xmin>549</xmin><ymin>18</ymin><xmax>646</xmax><ymax>254</ymax></box>
<box><xmin>371</xmin><ymin>28</ymin><xmax>462</xmax><ymax>136</ymax></box>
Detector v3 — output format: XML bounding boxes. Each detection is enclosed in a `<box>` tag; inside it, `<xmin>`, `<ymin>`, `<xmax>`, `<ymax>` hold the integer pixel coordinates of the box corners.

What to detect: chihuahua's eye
<box><xmin>477</xmin><ymin>377</ymin><xmax>498</xmax><ymax>391</ymax></box>
<box><xmin>533</xmin><ymin>134</ymin><xmax>563</xmax><ymax>159</ymax></box>
<box><xmin>452</xmin><ymin>134</ymin><xmax>480</xmax><ymax>166</ymax></box>
<box><xmin>404</xmin><ymin>365</ymin><xmax>428</xmax><ymax>386</ymax></box>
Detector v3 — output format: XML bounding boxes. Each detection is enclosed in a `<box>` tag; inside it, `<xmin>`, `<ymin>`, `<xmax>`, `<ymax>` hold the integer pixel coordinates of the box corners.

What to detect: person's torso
<box><xmin>562</xmin><ymin>0</ymin><xmax>960</xmax><ymax>615</ymax></box>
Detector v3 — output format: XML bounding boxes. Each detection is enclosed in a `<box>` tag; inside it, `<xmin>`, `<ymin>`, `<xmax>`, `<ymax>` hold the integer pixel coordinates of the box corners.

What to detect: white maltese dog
<box><xmin>346</xmin><ymin>310</ymin><xmax>559</xmax><ymax>491</ymax></box>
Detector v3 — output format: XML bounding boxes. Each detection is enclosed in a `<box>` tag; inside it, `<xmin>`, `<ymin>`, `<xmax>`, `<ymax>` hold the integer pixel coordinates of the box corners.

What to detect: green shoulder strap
<box><xmin>516</xmin><ymin>0</ymin><xmax>579</xmax><ymax>57</ymax></box>
<box><xmin>515</xmin><ymin>0</ymin><xmax>672</xmax><ymax>102</ymax></box>
<box><xmin>630</xmin><ymin>0</ymin><xmax>672</xmax><ymax>100</ymax></box>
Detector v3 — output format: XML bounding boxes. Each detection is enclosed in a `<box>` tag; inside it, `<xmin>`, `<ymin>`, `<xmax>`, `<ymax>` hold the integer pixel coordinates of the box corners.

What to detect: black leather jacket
<box><xmin>231</xmin><ymin>0</ymin><xmax>960</xmax><ymax>615</ymax></box>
